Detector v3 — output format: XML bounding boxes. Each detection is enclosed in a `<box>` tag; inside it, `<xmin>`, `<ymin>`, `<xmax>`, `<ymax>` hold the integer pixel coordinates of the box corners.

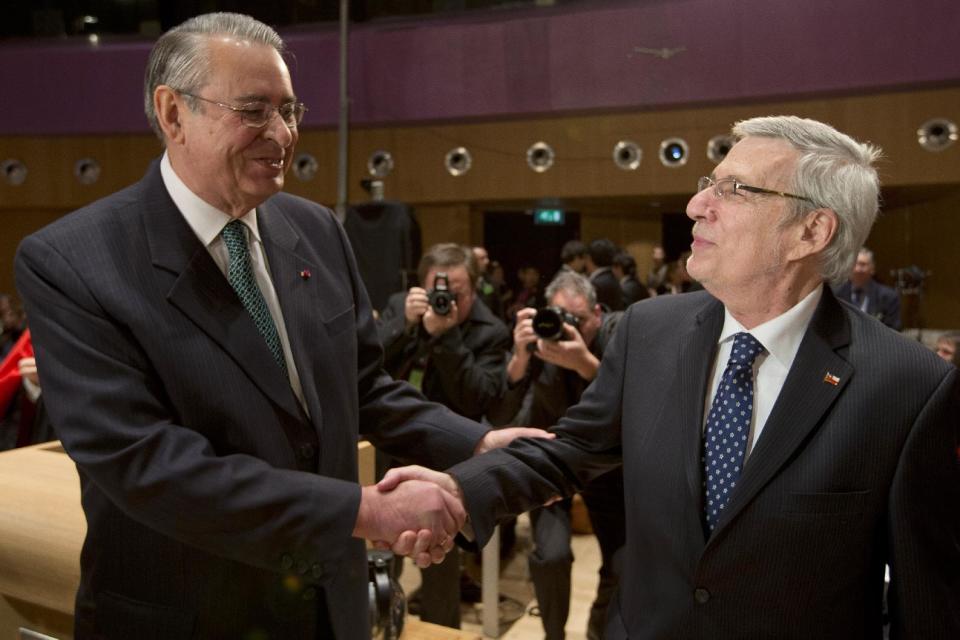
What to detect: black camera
<box><xmin>533</xmin><ymin>306</ymin><xmax>580</xmax><ymax>341</ymax></box>
<box><xmin>368</xmin><ymin>550</ymin><xmax>405</xmax><ymax>640</ymax></box>
<box><xmin>428</xmin><ymin>272</ymin><xmax>455</xmax><ymax>316</ymax></box>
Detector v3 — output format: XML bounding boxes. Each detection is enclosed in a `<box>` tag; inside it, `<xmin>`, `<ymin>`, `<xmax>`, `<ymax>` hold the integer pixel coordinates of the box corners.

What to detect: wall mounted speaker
<box><xmin>74</xmin><ymin>157</ymin><xmax>101</xmax><ymax>185</ymax></box>
<box><xmin>917</xmin><ymin>118</ymin><xmax>958</xmax><ymax>152</ymax></box>
<box><xmin>659</xmin><ymin>138</ymin><xmax>689</xmax><ymax>167</ymax></box>
<box><xmin>526</xmin><ymin>141</ymin><xmax>556</xmax><ymax>173</ymax></box>
<box><xmin>444</xmin><ymin>147</ymin><xmax>472</xmax><ymax>176</ymax></box>
<box><xmin>612</xmin><ymin>140</ymin><xmax>642</xmax><ymax>170</ymax></box>
<box><xmin>706</xmin><ymin>134</ymin><xmax>735</xmax><ymax>163</ymax></box>
<box><xmin>292</xmin><ymin>153</ymin><xmax>318</xmax><ymax>181</ymax></box>
<box><xmin>1</xmin><ymin>158</ymin><xmax>27</xmax><ymax>186</ymax></box>
<box><xmin>367</xmin><ymin>150</ymin><xmax>394</xmax><ymax>178</ymax></box>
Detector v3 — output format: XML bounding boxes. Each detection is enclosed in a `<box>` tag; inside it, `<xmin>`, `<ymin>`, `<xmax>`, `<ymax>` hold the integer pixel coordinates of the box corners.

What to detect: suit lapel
<box><xmin>710</xmin><ymin>288</ymin><xmax>852</xmax><ymax>539</ymax></box>
<box><xmin>678</xmin><ymin>297</ymin><xmax>725</xmax><ymax>510</ymax></box>
<box><xmin>256</xmin><ymin>201</ymin><xmax>324</xmax><ymax>428</ymax></box>
<box><xmin>141</xmin><ymin>163</ymin><xmax>304</xmax><ymax>422</ymax></box>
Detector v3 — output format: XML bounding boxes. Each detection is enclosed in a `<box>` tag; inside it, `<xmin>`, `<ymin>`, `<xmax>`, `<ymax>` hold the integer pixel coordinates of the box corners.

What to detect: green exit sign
<box><xmin>534</xmin><ymin>208</ymin><xmax>565</xmax><ymax>225</ymax></box>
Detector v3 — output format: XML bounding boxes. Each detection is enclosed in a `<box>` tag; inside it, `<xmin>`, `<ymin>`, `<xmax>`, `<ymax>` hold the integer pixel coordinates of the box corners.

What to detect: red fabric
<box><xmin>0</xmin><ymin>329</ymin><xmax>33</xmax><ymax>416</ymax></box>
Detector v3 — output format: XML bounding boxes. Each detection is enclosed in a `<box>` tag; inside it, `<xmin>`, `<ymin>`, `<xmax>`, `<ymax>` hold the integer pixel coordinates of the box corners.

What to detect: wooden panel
<box><xmin>5</xmin><ymin>87</ymin><xmax>957</xmax><ymax>212</ymax></box>
<box><xmin>866</xmin><ymin>189</ymin><xmax>960</xmax><ymax>329</ymax></box>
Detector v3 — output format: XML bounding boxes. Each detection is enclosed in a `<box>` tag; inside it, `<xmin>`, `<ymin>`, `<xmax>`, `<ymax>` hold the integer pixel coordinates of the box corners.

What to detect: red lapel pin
<box><xmin>823</xmin><ymin>372</ymin><xmax>840</xmax><ymax>386</ymax></box>
<box><xmin>299</xmin><ymin>269</ymin><xmax>311</xmax><ymax>280</ymax></box>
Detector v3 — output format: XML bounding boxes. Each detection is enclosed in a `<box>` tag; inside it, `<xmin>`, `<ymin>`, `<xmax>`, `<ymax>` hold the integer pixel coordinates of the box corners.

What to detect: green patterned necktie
<box><xmin>221</xmin><ymin>220</ymin><xmax>288</xmax><ymax>375</ymax></box>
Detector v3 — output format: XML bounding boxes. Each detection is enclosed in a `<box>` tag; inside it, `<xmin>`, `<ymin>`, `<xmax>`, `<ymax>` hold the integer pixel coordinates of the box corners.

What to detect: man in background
<box><xmin>377</xmin><ymin>242</ymin><xmax>512</xmax><ymax>628</ymax></box>
<box><xmin>612</xmin><ymin>250</ymin><xmax>648</xmax><ymax>307</ymax></box>
<box><xmin>558</xmin><ymin>240</ymin><xmax>589</xmax><ymax>276</ymax></box>
<box><xmin>585</xmin><ymin>238</ymin><xmax>624</xmax><ymax>311</ymax></box>
<box><xmin>490</xmin><ymin>271</ymin><xmax>625</xmax><ymax>640</ymax></box>
<box><xmin>472</xmin><ymin>245</ymin><xmax>503</xmax><ymax>320</ymax></box>
<box><xmin>833</xmin><ymin>246</ymin><xmax>902</xmax><ymax>330</ymax></box>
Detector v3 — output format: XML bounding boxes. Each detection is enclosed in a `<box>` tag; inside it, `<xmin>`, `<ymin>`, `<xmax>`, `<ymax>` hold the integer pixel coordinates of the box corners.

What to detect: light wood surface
<box><xmin>0</xmin><ymin>439</ymin><xmax>377</xmax><ymax>637</ymax></box>
<box><xmin>402</xmin><ymin>618</ymin><xmax>482</xmax><ymax>639</ymax></box>
<box><xmin>0</xmin><ymin>442</ymin><xmax>84</xmax><ymax>615</ymax></box>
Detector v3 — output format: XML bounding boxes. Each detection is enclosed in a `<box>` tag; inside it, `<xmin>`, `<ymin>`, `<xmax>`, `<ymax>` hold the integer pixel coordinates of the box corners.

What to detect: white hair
<box><xmin>732</xmin><ymin>116</ymin><xmax>882</xmax><ymax>284</ymax></box>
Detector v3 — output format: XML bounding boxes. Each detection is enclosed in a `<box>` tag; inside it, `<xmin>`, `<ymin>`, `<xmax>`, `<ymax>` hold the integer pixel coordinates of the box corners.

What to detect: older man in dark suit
<box><xmin>15</xmin><ymin>13</ymin><xmax>542</xmax><ymax>639</ymax></box>
<box><xmin>383</xmin><ymin>116</ymin><xmax>960</xmax><ymax>639</ymax></box>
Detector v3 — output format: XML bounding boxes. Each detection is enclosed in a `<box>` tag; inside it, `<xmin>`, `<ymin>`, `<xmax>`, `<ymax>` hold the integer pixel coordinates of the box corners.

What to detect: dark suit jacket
<box><xmin>834</xmin><ymin>279</ymin><xmax>902</xmax><ymax>330</ymax></box>
<box><xmin>619</xmin><ymin>275</ymin><xmax>648</xmax><ymax>308</ymax></box>
<box><xmin>377</xmin><ymin>292</ymin><xmax>509</xmax><ymax>422</ymax></box>
<box><xmin>590</xmin><ymin>267</ymin><xmax>625</xmax><ymax>311</ymax></box>
<box><xmin>451</xmin><ymin>287</ymin><xmax>959</xmax><ymax>639</ymax></box>
<box><xmin>15</xmin><ymin>161</ymin><xmax>487</xmax><ymax>639</ymax></box>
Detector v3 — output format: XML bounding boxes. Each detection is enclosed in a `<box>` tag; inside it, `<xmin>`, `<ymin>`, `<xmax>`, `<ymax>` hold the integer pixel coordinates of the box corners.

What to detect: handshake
<box><xmin>352</xmin><ymin>426</ymin><xmax>554</xmax><ymax>568</ymax></box>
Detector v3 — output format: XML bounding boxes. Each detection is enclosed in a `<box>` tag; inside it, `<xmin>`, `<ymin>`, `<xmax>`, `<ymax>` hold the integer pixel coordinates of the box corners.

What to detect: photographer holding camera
<box><xmin>490</xmin><ymin>270</ymin><xmax>625</xmax><ymax>640</ymax></box>
<box><xmin>377</xmin><ymin>242</ymin><xmax>511</xmax><ymax>627</ymax></box>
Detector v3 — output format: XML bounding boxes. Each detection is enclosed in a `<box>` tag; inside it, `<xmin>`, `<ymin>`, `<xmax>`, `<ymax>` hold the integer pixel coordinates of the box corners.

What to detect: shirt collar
<box><xmin>718</xmin><ymin>284</ymin><xmax>823</xmax><ymax>367</ymax></box>
<box><xmin>160</xmin><ymin>152</ymin><xmax>261</xmax><ymax>247</ymax></box>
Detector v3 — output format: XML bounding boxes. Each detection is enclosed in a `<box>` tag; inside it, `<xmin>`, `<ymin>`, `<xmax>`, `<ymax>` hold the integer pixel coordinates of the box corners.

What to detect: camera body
<box><xmin>368</xmin><ymin>550</ymin><xmax>405</xmax><ymax>640</ymax></box>
<box><xmin>533</xmin><ymin>306</ymin><xmax>580</xmax><ymax>341</ymax></box>
<box><xmin>427</xmin><ymin>272</ymin><xmax>455</xmax><ymax>316</ymax></box>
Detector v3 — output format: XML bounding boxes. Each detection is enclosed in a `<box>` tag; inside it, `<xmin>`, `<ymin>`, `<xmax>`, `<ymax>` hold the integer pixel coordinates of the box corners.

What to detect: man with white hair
<box><xmin>383</xmin><ymin>116</ymin><xmax>960</xmax><ymax>638</ymax></box>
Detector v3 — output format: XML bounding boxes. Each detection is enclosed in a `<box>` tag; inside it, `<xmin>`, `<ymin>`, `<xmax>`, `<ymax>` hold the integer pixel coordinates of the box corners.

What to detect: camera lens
<box><xmin>533</xmin><ymin>307</ymin><xmax>565</xmax><ymax>340</ymax></box>
<box><xmin>429</xmin><ymin>290</ymin><xmax>452</xmax><ymax>315</ymax></box>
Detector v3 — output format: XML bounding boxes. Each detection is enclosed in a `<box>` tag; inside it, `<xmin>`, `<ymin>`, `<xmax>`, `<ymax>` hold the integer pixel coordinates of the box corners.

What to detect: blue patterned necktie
<box><xmin>221</xmin><ymin>220</ymin><xmax>288</xmax><ymax>375</ymax></box>
<box><xmin>703</xmin><ymin>332</ymin><xmax>764</xmax><ymax>532</ymax></box>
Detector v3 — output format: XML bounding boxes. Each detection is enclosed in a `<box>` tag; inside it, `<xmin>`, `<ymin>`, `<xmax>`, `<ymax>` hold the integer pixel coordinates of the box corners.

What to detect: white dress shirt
<box><xmin>160</xmin><ymin>154</ymin><xmax>306</xmax><ymax>411</ymax></box>
<box><xmin>703</xmin><ymin>285</ymin><xmax>823</xmax><ymax>459</ymax></box>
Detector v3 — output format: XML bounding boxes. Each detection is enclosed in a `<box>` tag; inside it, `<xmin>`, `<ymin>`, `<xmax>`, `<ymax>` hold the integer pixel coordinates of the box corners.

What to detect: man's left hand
<box><xmin>474</xmin><ymin>426</ymin><xmax>554</xmax><ymax>455</ymax></box>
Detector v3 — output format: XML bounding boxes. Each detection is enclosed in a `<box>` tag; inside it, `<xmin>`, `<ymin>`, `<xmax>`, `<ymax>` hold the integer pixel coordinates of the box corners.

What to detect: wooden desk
<box><xmin>0</xmin><ymin>440</ymin><xmax>377</xmax><ymax>639</ymax></box>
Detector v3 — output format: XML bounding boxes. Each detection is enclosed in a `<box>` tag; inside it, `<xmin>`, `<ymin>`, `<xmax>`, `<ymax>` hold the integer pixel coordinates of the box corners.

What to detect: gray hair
<box><xmin>546</xmin><ymin>271</ymin><xmax>597</xmax><ymax>308</ymax></box>
<box><xmin>143</xmin><ymin>13</ymin><xmax>285</xmax><ymax>140</ymax></box>
<box><xmin>417</xmin><ymin>243</ymin><xmax>478</xmax><ymax>289</ymax></box>
<box><xmin>731</xmin><ymin>116</ymin><xmax>882</xmax><ymax>285</ymax></box>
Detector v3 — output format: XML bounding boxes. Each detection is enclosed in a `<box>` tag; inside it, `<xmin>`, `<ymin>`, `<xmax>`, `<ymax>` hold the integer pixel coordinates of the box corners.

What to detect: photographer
<box><xmin>489</xmin><ymin>271</ymin><xmax>625</xmax><ymax>640</ymax></box>
<box><xmin>377</xmin><ymin>243</ymin><xmax>511</xmax><ymax>627</ymax></box>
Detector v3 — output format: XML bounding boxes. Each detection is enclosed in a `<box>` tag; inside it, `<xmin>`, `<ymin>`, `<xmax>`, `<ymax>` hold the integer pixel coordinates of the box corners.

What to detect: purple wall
<box><xmin>2</xmin><ymin>0</ymin><xmax>959</xmax><ymax>135</ymax></box>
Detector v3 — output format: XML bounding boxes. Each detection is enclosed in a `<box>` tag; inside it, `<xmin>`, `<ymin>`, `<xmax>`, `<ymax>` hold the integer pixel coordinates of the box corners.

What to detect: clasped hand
<box><xmin>356</xmin><ymin>427</ymin><xmax>554</xmax><ymax>567</ymax></box>
<box><xmin>354</xmin><ymin>466</ymin><xmax>462</xmax><ymax>568</ymax></box>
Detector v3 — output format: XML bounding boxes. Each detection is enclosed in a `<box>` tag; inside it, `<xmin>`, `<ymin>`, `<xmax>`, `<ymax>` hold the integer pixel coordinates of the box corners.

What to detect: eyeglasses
<box><xmin>697</xmin><ymin>176</ymin><xmax>814</xmax><ymax>204</ymax></box>
<box><xmin>177</xmin><ymin>91</ymin><xmax>307</xmax><ymax>129</ymax></box>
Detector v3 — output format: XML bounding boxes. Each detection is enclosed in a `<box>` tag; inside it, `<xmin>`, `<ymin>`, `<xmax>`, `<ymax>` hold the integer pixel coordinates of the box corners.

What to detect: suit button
<box><xmin>301</xmin><ymin>586</ymin><xmax>317</xmax><ymax>601</ymax></box>
<box><xmin>298</xmin><ymin>443</ymin><xmax>316</xmax><ymax>460</ymax></box>
<box><xmin>694</xmin><ymin>588</ymin><xmax>711</xmax><ymax>604</ymax></box>
<box><xmin>311</xmin><ymin>563</ymin><xmax>324</xmax><ymax>579</ymax></box>
<box><xmin>280</xmin><ymin>553</ymin><xmax>294</xmax><ymax>571</ymax></box>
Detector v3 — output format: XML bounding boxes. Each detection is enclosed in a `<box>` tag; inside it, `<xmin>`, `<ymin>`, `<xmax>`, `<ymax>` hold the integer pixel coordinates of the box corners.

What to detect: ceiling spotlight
<box><xmin>367</xmin><ymin>150</ymin><xmax>394</xmax><ymax>178</ymax></box>
<box><xmin>706</xmin><ymin>134</ymin><xmax>735</xmax><ymax>163</ymax></box>
<box><xmin>917</xmin><ymin>118</ymin><xmax>958</xmax><ymax>152</ymax></box>
<box><xmin>74</xmin><ymin>157</ymin><xmax>101</xmax><ymax>185</ymax></box>
<box><xmin>444</xmin><ymin>147</ymin><xmax>473</xmax><ymax>176</ymax></box>
<box><xmin>612</xmin><ymin>140</ymin><xmax>642</xmax><ymax>171</ymax></box>
<box><xmin>1</xmin><ymin>159</ymin><xmax>27</xmax><ymax>186</ymax></box>
<box><xmin>659</xmin><ymin>138</ymin><xmax>689</xmax><ymax>168</ymax></box>
<box><xmin>526</xmin><ymin>142</ymin><xmax>555</xmax><ymax>173</ymax></box>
